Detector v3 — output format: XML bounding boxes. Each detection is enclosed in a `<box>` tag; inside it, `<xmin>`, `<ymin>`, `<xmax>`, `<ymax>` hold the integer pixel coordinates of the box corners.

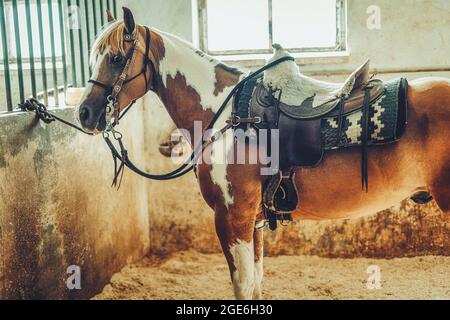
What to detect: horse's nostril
<box><xmin>79</xmin><ymin>106</ymin><xmax>90</xmax><ymax>123</ymax></box>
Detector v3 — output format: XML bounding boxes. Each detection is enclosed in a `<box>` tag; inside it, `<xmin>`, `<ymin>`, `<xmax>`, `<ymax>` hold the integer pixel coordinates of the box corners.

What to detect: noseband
<box><xmin>88</xmin><ymin>26</ymin><xmax>156</xmax><ymax>127</ymax></box>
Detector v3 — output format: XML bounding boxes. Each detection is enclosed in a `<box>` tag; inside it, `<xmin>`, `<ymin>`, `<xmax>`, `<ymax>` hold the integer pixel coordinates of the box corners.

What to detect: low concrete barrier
<box><xmin>0</xmin><ymin>105</ymin><xmax>150</xmax><ymax>299</ymax></box>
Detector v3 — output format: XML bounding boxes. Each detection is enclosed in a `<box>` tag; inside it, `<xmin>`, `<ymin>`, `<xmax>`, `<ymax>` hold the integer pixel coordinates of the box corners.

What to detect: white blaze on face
<box><xmin>82</xmin><ymin>50</ymin><xmax>108</xmax><ymax>101</ymax></box>
<box><xmin>157</xmin><ymin>31</ymin><xmax>235</xmax><ymax>113</ymax></box>
<box><xmin>229</xmin><ymin>239</ymin><xmax>255</xmax><ymax>300</ymax></box>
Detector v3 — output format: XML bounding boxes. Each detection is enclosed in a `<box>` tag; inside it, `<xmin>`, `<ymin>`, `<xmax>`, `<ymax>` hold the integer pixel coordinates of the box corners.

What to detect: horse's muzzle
<box><xmin>79</xmin><ymin>104</ymin><xmax>106</xmax><ymax>132</ymax></box>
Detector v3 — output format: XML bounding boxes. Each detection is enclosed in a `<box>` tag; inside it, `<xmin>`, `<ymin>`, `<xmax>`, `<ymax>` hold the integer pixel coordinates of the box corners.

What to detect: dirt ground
<box><xmin>93</xmin><ymin>250</ymin><xmax>450</xmax><ymax>300</ymax></box>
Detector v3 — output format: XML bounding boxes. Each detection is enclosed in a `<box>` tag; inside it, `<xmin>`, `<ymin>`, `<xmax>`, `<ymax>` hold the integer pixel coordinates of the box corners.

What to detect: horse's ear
<box><xmin>122</xmin><ymin>7</ymin><xmax>135</xmax><ymax>34</ymax></box>
<box><xmin>106</xmin><ymin>9</ymin><xmax>115</xmax><ymax>23</ymax></box>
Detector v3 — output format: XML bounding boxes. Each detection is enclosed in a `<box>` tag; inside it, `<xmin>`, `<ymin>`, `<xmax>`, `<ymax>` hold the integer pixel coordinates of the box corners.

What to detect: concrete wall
<box><xmin>0</xmin><ymin>105</ymin><xmax>150</xmax><ymax>299</ymax></box>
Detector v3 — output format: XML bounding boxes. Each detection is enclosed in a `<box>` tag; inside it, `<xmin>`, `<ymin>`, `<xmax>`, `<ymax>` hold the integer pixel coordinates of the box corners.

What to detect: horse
<box><xmin>78</xmin><ymin>8</ymin><xmax>450</xmax><ymax>299</ymax></box>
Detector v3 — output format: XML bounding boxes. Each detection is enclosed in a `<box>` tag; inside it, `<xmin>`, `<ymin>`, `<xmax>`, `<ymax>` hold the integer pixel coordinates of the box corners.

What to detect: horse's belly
<box><xmin>289</xmin><ymin>148</ymin><xmax>424</xmax><ymax>221</ymax></box>
<box><xmin>293</xmin><ymin>192</ymin><xmax>408</xmax><ymax>220</ymax></box>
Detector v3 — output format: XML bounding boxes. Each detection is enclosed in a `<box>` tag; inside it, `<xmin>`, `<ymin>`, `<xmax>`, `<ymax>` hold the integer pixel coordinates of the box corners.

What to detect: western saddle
<box><xmin>240</xmin><ymin>46</ymin><xmax>386</xmax><ymax>230</ymax></box>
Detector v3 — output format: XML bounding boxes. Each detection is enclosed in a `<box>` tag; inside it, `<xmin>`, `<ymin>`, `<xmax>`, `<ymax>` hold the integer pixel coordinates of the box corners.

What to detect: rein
<box><xmin>18</xmin><ymin>25</ymin><xmax>295</xmax><ymax>188</ymax></box>
<box><xmin>102</xmin><ymin>54</ymin><xmax>295</xmax><ymax>186</ymax></box>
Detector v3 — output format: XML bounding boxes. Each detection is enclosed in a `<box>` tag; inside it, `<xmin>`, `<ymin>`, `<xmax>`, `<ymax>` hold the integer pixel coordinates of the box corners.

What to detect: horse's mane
<box><xmin>90</xmin><ymin>21</ymin><xmax>242</xmax><ymax>78</ymax></box>
<box><xmin>90</xmin><ymin>20</ymin><xmax>128</xmax><ymax>66</ymax></box>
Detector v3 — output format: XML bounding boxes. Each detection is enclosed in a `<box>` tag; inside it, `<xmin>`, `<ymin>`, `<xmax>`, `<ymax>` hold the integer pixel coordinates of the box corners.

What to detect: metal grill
<box><xmin>0</xmin><ymin>0</ymin><xmax>117</xmax><ymax>112</ymax></box>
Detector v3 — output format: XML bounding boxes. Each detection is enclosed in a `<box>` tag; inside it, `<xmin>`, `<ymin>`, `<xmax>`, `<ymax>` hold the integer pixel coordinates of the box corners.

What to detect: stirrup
<box><xmin>264</xmin><ymin>208</ymin><xmax>293</xmax><ymax>231</ymax></box>
<box><xmin>263</xmin><ymin>168</ymin><xmax>299</xmax><ymax>213</ymax></box>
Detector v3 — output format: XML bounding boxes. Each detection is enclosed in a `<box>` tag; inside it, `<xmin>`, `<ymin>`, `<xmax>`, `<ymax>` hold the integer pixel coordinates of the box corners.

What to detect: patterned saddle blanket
<box><xmin>235</xmin><ymin>76</ymin><xmax>408</xmax><ymax>156</ymax></box>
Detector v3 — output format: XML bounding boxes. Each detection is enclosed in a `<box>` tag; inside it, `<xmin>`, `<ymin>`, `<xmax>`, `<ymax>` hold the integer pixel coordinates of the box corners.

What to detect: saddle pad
<box><xmin>321</xmin><ymin>78</ymin><xmax>408</xmax><ymax>150</ymax></box>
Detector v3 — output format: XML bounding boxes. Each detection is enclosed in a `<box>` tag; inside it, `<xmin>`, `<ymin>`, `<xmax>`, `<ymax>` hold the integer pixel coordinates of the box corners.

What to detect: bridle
<box><xmin>85</xmin><ymin>26</ymin><xmax>296</xmax><ymax>187</ymax></box>
<box><xmin>88</xmin><ymin>26</ymin><xmax>156</xmax><ymax>127</ymax></box>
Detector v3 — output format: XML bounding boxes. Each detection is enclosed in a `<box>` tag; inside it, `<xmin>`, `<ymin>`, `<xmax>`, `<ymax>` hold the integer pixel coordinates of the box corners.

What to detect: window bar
<box><xmin>57</xmin><ymin>0</ymin><xmax>68</xmax><ymax>94</ymax></box>
<box><xmin>92</xmin><ymin>0</ymin><xmax>98</xmax><ymax>36</ymax></box>
<box><xmin>336</xmin><ymin>0</ymin><xmax>346</xmax><ymax>51</ymax></box>
<box><xmin>99</xmin><ymin>0</ymin><xmax>104</xmax><ymax>26</ymax></box>
<box><xmin>36</xmin><ymin>0</ymin><xmax>48</xmax><ymax>105</ymax></box>
<box><xmin>106</xmin><ymin>0</ymin><xmax>110</xmax><ymax>14</ymax></box>
<box><xmin>12</xmin><ymin>0</ymin><xmax>25</xmax><ymax>103</ymax></box>
<box><xmin>268</xmin><ymin>0</ymin><xmax>273</xmax><ymax>50</ymax></box>
<box><xmin>25</xmin><ymin>0</ymin><xmax>37</xmax><ymax>98</ymax></box>
<box><xmin>197</xmin><ymin>0</ymin><xmax>208</xmax><ymax>54</ymax></box>
<box><xmin>0</xmin><ymin>0</ymin><xmax>13</xmax><ymax>111</ymax></box>
<box><xmin>83</xmin><ymin>0</ymin><xmax>91</xmax><ymax>75</ymax></box>
<box><xmin>76</xmin><ymin>0</ymin><xmax>85</xmax><ymax>84</ymax></box>
<box><xmin>112</xmin><ymin>0</ymin><xmax>117</xmax><ymax>18</ymax></box>
<box><xmin>48</xmin><ymin>0</ymin><xmax>59</xmax><ymax>106</ymax></box>
<box><xmin>68</xmin><ymin>0</ymin><xmax>77</xmax><ymax>87</ymax></box>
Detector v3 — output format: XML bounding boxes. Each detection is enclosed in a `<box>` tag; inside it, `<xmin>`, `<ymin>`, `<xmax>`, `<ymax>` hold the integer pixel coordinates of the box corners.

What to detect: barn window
<box><xmin>198</xmin><ymin>0</ymin><xmax>346</xmax><ymax>56</ymax></box>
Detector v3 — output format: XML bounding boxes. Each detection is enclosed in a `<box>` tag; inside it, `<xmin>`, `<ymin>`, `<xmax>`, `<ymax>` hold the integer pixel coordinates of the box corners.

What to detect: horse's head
<box><xmin>78</xmin><ymin>7</ymin><xmax>157</xmax><ymax>133</ymax></box>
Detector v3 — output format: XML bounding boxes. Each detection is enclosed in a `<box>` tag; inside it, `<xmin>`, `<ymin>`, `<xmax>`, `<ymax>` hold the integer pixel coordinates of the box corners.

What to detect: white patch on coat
<box><xmin>154</xmin><ymin>30</ymin><xmax>245</xmax><ymax>208</ymax></box>
<box><xmin>253</xmin><ymin>257</ymin><xmax>263</xmax><ymax>300</ymax></box>
<box><xmin>157</xmin><ymin>30</ymin><xmax>236</xmax><ymax>113</ymax></box>
<box><xmin>209</xmin><ymin>102</ymin><xmax>235</xmax><ymax>208</ymax></box>
<box><xmin>229</xmin><ymin>239</ymin><xmax>255</xmax><ymax>300</ymax></box>
<box><xmin>263</xmin><ymin>45</ymin><xmax>369</xmax><ymax>108</ymax></box>
<box><xmin>412</xmin><ymin>77</ymin><xmax>450</xmax><ymax>92</ymax></box>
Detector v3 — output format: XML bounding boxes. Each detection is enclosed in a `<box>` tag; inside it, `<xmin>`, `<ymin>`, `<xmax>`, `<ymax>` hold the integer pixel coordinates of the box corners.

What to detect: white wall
<box><xmin>116</xmin><ymin>0</ymin><xmax>194</xmax><ymax>42</ymax></box>
<box><xmin>115</xmin><ymin>0</ymin><xmax>449</xmax><ymax>78</ymax></box>
<box><xmin>346</xmin><ymin>0</ymin><xmax>450</xmax><ymax>72</ymax></box>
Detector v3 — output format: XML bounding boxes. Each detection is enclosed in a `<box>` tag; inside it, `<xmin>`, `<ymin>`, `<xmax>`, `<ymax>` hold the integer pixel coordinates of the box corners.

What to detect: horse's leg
<box><xmin>199</xmin><ymin>135</ymin><xmax>263</xmax><ymax>299</ymax></box>
<box><xmin>215</xmin><ymin>207</ymin><xmax>256</xmax><ymax>300</ymax></box>
<box><xmin>429</xmin><ymin>164</ymin><xmax>450</xmax><ymax>214</ymax></box>
<box><xmin>253</xmin><ymin>220</ymin><xmax>264</xmax><ymax>299</ymax></box>
<box><xmin>410</xmin><ymin>78</ymin><xmax>450</xmax><ymax>214</ymax></box>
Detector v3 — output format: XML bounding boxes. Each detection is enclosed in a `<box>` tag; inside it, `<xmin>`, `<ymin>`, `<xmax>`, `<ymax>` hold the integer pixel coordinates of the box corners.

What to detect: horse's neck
<box><xmin>154</xmin><ymin>32</ymin><xmax>242</xmax><ymax>143</ymax></box>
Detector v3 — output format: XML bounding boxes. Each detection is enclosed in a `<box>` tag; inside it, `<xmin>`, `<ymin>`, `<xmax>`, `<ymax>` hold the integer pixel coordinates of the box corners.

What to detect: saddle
<box><xmin>242</xmin><ymin>46</ymin><xmax>390</xmax><ymax>230</ymax></box>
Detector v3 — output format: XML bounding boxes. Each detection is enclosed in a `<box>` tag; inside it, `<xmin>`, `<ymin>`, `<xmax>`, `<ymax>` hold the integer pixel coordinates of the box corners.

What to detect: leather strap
<box><xmin>103</xmin><ymin>56</ymin><xmax>296</xmax><ymax>182</ymax></box>
<box><xmin>88</xmin><ymin>26</ymin><xmax>155</xmax><ymax>125</ymax></box>
<box><xmin>361</xmin><ymin>85</ymin><xmax>372</xmax><ymax>192</ymax></box>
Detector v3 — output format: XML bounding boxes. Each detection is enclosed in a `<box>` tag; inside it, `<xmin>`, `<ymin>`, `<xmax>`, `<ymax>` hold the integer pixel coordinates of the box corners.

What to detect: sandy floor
<box><xmin>93</xmin><ymin>250</ymin><xmax>450</xmax><ymax>300</ymax></box>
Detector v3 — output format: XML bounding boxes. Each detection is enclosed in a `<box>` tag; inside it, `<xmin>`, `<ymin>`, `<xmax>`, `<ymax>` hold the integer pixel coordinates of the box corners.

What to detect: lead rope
<box><xmin>17</xmin><ymin>98</ymin><xmax>94</xmax><ymax>135</ymax></box>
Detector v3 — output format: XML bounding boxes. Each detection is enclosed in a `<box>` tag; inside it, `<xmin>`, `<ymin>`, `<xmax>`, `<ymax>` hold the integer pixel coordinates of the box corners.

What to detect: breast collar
<box><xmin>88</xmin><ymin>26</ymin><xmax>157</xmax><ymax>127</ymax></box>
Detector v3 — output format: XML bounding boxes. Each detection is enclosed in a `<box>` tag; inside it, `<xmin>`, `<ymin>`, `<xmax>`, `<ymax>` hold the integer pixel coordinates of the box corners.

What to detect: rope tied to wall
<box><xmin>17</xmin><ymin>98</ymin><xmax>94</xmax><ymax>135</ymax></box>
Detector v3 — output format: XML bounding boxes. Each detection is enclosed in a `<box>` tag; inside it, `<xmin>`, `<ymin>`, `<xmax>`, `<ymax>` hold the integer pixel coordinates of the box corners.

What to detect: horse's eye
<box><xmin>111</xmin><ymin>55</ymin><xmax>123</xmax><ymax>64</ymax></box>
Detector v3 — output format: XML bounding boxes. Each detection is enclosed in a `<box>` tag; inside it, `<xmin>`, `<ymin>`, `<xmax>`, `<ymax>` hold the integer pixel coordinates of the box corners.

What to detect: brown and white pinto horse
<box><xmin>78</xmin><ymin>9</ymin><xmax>450</xmax><ymax>299</ymax></box>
